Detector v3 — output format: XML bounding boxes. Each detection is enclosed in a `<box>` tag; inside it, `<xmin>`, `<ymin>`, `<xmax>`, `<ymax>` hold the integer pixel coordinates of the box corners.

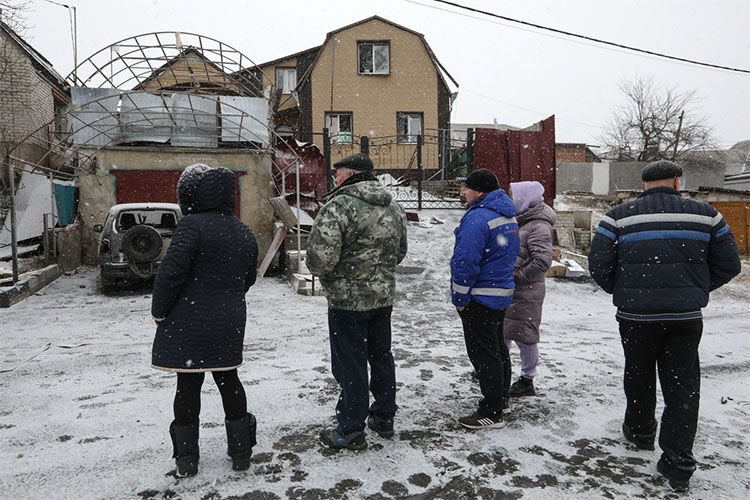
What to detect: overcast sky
<box><xmin>17</xmin><ymin>0</ymin><xmax>750</xmax><ymax>149</ymax></box>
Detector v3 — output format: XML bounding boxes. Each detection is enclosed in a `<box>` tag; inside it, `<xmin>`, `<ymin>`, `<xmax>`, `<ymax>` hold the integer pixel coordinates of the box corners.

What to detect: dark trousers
<box><xmin>328</xmin><ymin>306</ymin><xmax>397</xmax><ymax>435</ymax></box>
<box><xmin>174</xmin><ymin>369</ymin><xmax>247</xmax><ymax>425</ymax></box>
<box><xmin>619</xmin><ymin>319</ymin><xmax>703</xmax><ymax>476</ymax></box>
<box><xmin>459</xmin><ymin>301</ymin><xmax>510</xmax><ymax>417</ymax></box>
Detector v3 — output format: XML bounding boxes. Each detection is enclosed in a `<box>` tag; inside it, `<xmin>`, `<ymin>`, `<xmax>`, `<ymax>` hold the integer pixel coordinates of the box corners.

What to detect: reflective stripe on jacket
<box><xmin>450</xmin><ymin>189</ymin><xmax>520</xmax><ymax>310</ymax></box>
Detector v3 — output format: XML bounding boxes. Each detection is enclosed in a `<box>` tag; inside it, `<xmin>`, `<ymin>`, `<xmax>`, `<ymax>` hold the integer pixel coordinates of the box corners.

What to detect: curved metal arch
<box><xmin>67</xmin><ymin>32</ymin><xmax>271</xmax><ymax>96</ymax></box>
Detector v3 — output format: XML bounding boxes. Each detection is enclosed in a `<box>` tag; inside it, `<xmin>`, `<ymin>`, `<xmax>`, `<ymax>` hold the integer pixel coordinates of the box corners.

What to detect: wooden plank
<box><xmin>268</xmin><ymin>196</ymin><xmax>298</xmax><ymax>229</ymax></box>
<box><xmin>258</xmin><ymin>227</ymin><xmax>287</xmax><ymax>277</ymax></box>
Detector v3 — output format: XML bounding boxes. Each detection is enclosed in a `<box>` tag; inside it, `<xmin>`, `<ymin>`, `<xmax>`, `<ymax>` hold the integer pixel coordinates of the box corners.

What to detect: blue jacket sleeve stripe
<box><xmin>619</xmin><ymin>229</ymin><xmax>710</xmax><ymax>243</ymax></box>
<box><xmin>714</xmin><ymin>224</ymin><xmax>730</xmax><ymax>238</ymax></box>
<box><xmin>452</xmin><ymin>282</ymin><xmax>471</xmax><ymax>294</ymax></box>
<box><xmin>596</xmin><ymin>226</ymin><xmax>617</xmax><ymax>240</ymax></box>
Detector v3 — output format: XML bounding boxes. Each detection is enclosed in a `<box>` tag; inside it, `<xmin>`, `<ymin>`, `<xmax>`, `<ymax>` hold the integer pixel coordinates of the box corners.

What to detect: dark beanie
<box><xmin>465</xmin><ymin>168</ymin><xmax>500</xmax><ymax>193</ymax></box>
<box><xmin>642</xmin><ymin>160</ymin><xmax>683</xmax><ymax>182</ymax></box>
<box><xmin>334</xmin><ymin>153</ymin><xmax>373</xmax><ymax>172</ymax></box>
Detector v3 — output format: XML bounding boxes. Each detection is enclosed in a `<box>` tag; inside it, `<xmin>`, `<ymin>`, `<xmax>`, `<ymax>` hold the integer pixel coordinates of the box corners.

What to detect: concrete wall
<box><xmin>558</xmin><ymin>161</ymin><xmax>725</xmax><ymax>194</ymax></box>
<box><xmin>77</xmin><ymin>147</ymin><xmax>275</xmax><ymax>265</ymax></box>
<box><xmin>556</xmin><ymin>162</ymin><xmax>592</xmax><ymax>192</ymax></box>
<box><xmin>55</xmin><ymin>223</ymin><xmax>82</xmax><ymax>272</ymax></box>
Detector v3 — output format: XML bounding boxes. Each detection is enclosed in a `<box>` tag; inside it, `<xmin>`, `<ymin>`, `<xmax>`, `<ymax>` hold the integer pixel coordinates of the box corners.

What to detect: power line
<box><xmin>460</xmin><ymin>88</ymin><xmax>604</xmax><ymax>130</ymax></box>
<box><xmin>427</xmin><ymin>0</ymin><xmax>750</xmax><ymax>75</ymax></box>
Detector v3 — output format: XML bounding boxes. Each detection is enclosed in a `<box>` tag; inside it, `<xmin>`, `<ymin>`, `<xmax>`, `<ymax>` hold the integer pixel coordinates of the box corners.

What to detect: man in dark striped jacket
<box><xmin>588</xmin><ymin>160</ymin><xmax>741</xmax><ymax>492</ymax></box>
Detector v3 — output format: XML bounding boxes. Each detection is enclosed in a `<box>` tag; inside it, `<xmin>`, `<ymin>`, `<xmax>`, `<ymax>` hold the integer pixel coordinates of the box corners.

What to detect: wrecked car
<box><xmin>94</xmin><ymin>203</ymin><xmax>182</xmax><ymax>293</ymax></box>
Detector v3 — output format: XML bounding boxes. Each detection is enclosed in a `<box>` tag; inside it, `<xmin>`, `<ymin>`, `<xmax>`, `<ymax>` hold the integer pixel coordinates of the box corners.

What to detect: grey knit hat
<box><xmin>642</xmin><ymin>160</ymin><xmax>683</xmax><ymax>182</ymax></box>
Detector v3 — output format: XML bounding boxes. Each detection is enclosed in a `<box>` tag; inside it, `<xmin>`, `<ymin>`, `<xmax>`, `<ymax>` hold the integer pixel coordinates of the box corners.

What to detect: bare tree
<box><xmin>599</xmin><ymin>76</ymin><xmax>715</xmax><ymax>162</ymax></box>
<box><xmin>0</xmin><ymin>1</ymin><xmax>31</xmax><ymax>35</ymax></box>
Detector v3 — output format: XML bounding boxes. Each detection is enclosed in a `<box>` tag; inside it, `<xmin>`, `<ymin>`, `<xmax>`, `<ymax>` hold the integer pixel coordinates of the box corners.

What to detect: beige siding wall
<box><xmin>310</xmin><ymin>18</ymin><xmax>439</xmax><ymax>169</ymax></box>
<box><xmin>77</xmin><ymin>147</ymin><xmax>275</xmax><ymax>264</ymax></box>
<box><xmin>259</xmin><ymin>57</ymin><xmax>298</xmax><ymax>112</ymax></box>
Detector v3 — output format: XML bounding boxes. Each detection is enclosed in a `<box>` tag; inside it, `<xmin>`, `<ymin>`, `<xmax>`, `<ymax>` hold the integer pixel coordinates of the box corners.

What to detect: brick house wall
<box><xmin>0</xmin><ymin>29</ymin><xmax>55</xmax><ymax>148</ymax></box>
<box><xmin>555</xmin><ymin>143</ymin><xmax>586</xmax><ymax>164</ymax></box>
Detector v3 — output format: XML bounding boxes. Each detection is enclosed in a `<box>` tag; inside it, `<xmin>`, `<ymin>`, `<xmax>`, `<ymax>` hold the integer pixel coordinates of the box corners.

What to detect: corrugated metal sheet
<box><xmin>219</xmin><ymin>96</ymin><xmax>269</xmax><ymax>144</ymax></box>
<box><xmin>169</xmin><ymin>93</ymin><xmax>218</xmax><ymax>148</ymax></box>
<box><xmin>71</xmin><ymin>88</ymin><xmax>121</xmax><ymax>146</ymax></box>
<box><xmin>119</xmin><ymin>92</ymin><xmax>170</xmax><ymax>143</ymax></box>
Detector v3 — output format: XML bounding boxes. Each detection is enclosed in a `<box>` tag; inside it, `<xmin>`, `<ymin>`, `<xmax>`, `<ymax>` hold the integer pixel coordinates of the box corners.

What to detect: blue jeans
<box><xmin>328</xmin><ymin>306</ymin><xmax>397</xmax><ymax>434</ymax></box>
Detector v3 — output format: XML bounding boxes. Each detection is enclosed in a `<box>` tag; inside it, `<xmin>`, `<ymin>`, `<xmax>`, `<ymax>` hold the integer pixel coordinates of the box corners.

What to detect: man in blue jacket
<box><xmin>588</xmin><ymin>160</ymin><xmax>741</xmax><ymax>492</ymax></box>
<box><xmin>451</xmin><ymin>168</ymin><xmax>520</xmax><ymax>429</ymax></box>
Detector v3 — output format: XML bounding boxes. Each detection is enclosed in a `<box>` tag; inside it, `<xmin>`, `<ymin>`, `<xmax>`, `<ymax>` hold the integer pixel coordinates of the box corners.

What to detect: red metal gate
<box><xmin>472</xmin><ymin>115</ymin><xmax>556</xmax><ymax>207</ymax></box>
<box><xmin>111</xmin><ymin>169</ymin><xmax>244</xmax><ymax>218</ymax></box>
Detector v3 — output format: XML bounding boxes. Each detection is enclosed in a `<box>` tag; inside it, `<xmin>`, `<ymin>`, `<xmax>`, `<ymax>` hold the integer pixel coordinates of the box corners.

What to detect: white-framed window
<box><xmin>275</xmin><ymin>67</ymin><xmax>297</xmax><ymax>94</ymax></box>
<box><xmin>325</xmin><ymin>112</ymin><xmax>353</xmax><ymax>144</ymax></box>
<box><xmin>397</xmin><ymin>112</ymin><xmax>423</xmax><ymax>144</ymax></box>
<box><xmin>358</xmin><ymin>41</ymin><xmax>390</xmax><ymax>75</ymax></box>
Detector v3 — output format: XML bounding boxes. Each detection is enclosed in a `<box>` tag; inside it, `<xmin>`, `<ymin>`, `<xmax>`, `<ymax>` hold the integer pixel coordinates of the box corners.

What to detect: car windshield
<box><xmin>117</xmin><ymin>209</ymin><xmax>178</xmax><ymax>232</ymax></box>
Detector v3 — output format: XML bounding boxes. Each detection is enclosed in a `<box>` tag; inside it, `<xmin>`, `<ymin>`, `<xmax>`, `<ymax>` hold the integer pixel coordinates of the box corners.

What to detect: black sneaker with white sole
<box><xmin>502</xmin><ymin>398</ymin><xmax>511</xmax><ymax>415</ymax></box>
<box><xmin>458</xmin><ymin>411</ymin><xmax>505</xmax><ymax>429</ymax></box>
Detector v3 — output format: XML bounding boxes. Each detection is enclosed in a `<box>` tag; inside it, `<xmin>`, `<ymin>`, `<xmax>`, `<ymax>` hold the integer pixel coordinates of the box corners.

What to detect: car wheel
<box><xmin>122</xmin><ymin>225</ymin><xmax>163</xmax><ymax>263</ymax></box>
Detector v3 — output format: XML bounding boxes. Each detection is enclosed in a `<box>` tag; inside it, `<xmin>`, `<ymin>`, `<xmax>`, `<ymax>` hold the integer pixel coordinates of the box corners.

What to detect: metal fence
<box><xmin>322</xmin><ymin>128</ymin><xmax>469</xmax><ymax>210</ymax></box>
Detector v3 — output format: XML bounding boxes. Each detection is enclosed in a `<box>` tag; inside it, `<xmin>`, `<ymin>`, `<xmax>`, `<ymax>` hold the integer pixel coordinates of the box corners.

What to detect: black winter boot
<box><xmin>169</xmin><ymin>420</ymin><xmax>199</xmax><ymax>477</ymax></box>
<box><xmin>225</xmin><ymin>413</ymin><xmax>257</xmax><ymax>471</ymax></box>
<box><xmin>508</xmin><ymin>376</ymin><xmax>535</xmax><ymax>397</ymax></box>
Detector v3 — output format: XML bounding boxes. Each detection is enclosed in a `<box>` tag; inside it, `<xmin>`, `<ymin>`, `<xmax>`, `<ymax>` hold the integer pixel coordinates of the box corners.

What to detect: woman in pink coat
<box><xmin>504</xmin><ymin>181</ymin><xmax>556</xmax><ymax>397</ymax></box>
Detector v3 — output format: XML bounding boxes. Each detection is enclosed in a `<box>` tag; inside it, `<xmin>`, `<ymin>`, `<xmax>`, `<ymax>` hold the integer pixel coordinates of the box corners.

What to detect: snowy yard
<box><xmin>1</xmin><ymin>210</ymin><xmax>748</xmax><ymax>500</ymax></box>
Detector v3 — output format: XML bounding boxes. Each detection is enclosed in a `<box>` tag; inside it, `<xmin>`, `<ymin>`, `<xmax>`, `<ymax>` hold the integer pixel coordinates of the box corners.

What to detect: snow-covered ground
<box><xmin>1</xmin><ymin>209</ymin><xmax>748</xmax><ymax>500</ymax></box>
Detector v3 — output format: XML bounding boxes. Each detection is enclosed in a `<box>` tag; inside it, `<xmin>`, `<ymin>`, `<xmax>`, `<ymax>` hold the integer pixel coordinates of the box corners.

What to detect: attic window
<box><xmin>275</xmin><ymin>67</ymin><xmax>297</xmax><ymax>94</ymax></box>
<box><xmin>358</xmin><ymin>41</ymin><xmax>390</xmax><ymax>75</ymax></box>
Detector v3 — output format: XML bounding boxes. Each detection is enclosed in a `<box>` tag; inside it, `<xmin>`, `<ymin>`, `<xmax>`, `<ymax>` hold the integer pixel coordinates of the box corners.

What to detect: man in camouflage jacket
<box><xmin>307</xmin><ymin>153</ymin><xmax>408</xmax><ymax>450</ymax></box>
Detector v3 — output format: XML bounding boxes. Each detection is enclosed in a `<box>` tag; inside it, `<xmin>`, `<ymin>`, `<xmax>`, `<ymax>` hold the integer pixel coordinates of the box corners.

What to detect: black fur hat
<box><xmin>642</xmin><ymin>160</ymin><xmax>683</xmax><ymax>182</ymax></box>
<box><xmin>465</xmin><ymin>168</ymin><xmax>500</xmax><ymax>193</ymax></box>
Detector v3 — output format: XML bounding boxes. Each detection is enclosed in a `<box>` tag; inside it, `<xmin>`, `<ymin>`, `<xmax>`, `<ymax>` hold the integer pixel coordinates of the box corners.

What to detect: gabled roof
<box><xmin>0</xmin><ymin>21</ymin><xmax>69</xmax><ymax>100</ymax></box>
<box><xmin>255</xmin><ymin>46</ymin><xmax>321</xmax><ymax>69</ymax></box>
<box><xmin>133</xmin><ymin>47</ymin><xmax>252</xmax><ymax>95</ymax></box>
<box><xmin>296</xmin><ymin>15</ymin><xmax>458</xmax><ymax>93</ymax></box>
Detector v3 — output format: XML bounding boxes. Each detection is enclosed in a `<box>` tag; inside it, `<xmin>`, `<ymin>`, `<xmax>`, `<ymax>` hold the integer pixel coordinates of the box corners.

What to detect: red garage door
<box><xmin>111</xmin><ymin>169</ymin><xmax>244</xmax><ymax>218</ymax></box>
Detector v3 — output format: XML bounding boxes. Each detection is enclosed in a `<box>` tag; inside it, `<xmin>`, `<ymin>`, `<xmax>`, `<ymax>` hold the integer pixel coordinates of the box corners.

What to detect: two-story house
<box><xmin>252</xmin><ymin>16</ymin><xmax>458</xmax><ymax>176</ymax></box>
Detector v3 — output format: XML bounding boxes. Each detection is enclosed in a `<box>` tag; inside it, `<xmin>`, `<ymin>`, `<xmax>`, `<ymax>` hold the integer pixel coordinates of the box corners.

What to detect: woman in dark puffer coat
<box><xmin>503</xmin><ymin>181</ymin><xmax>556</xmax><ymax>398</ymax></box>
<box><xmin>151</xmin><ymin>164</ymin><xmax>258</xmax><ymax>477</ymax></box>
